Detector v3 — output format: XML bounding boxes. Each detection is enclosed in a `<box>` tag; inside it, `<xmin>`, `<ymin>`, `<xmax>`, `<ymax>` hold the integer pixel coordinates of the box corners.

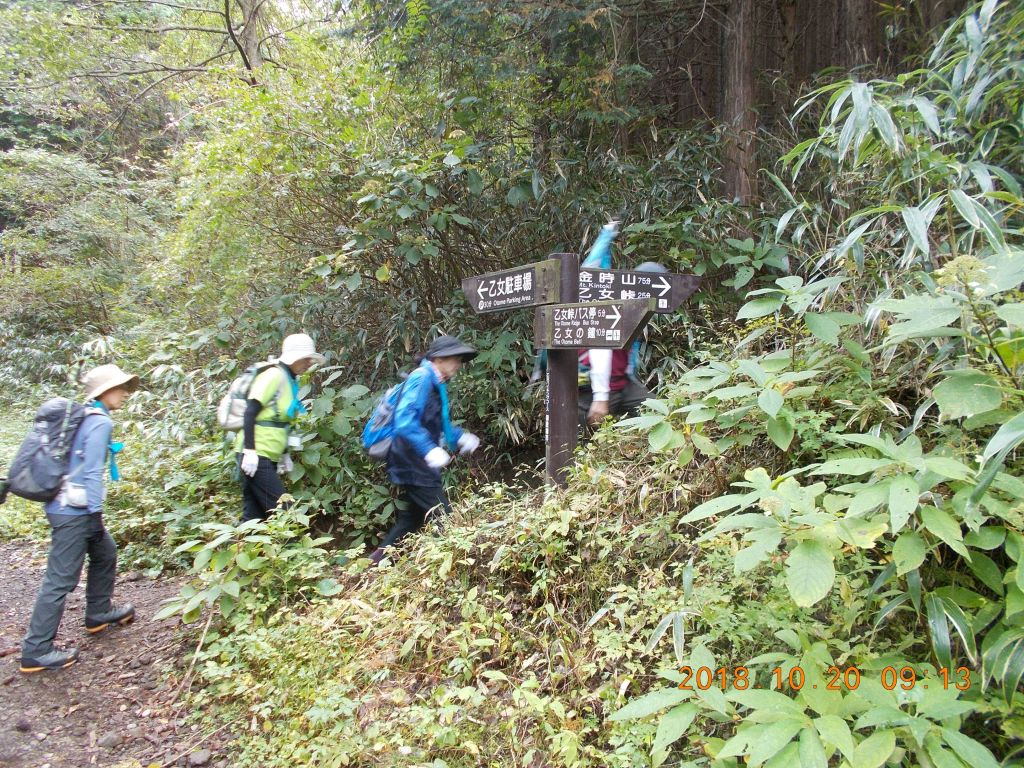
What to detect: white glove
<box><xmin>278</xmin><ymin>453</ymin><xmax>294</xmax><ymax>474</ymax></box>
<box><xmin>457</xmin><ymin>432</ymin><xmax>480</xmax><ymax>455</ymax></box>
<box><xmin>240</xmin><ymin>449</ymin><xmax>259</xmax><ymax>477</ymax></box>
<box><xmin>424</xmin><ymin>446</ymin><xmax>451</xmax><ymax>469</ymax></box>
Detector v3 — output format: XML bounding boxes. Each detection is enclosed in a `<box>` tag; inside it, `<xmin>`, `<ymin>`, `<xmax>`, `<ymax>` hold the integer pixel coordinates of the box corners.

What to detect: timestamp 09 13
<box><xmin>676</xmin><ymin>665</ymin><xmax>972</xmax><ymax>691</ymax></box>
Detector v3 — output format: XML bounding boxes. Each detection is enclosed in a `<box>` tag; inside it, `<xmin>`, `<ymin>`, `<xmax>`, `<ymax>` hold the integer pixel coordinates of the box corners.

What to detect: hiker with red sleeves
<box><xmin>579</xmin><ymin>260</ymin><xmax>667</xmax><ymax>427</ymax></box>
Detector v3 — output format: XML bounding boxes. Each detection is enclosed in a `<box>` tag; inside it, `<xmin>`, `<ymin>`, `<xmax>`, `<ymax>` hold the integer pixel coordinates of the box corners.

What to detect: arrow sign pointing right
<box><xmin>607</xmin><ymin>304</ymin><xmax>621</xmax><ymax>329</ymax></box>
<box><xmin>534</xmin><ymin>299</ymin><xmax>655</xmax><ymax>349</ymax></box>
<box><xmin>652</xmin><ymin>275</ymin><xmax>671</xmax><ymax>297</ymax></box>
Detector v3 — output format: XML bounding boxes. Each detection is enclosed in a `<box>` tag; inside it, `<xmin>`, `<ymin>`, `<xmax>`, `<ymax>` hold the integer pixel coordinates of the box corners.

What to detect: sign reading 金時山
<box><xmin>579</xmin><ymin>268</ymin><xmax>700</xmax><ymax>313</ymax></box>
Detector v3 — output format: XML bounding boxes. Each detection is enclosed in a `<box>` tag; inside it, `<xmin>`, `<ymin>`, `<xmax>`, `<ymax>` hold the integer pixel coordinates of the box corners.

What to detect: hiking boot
<box><xmin>20</xmin><ymin>647</ymin><xmax>80</xmax><ymax>673</ymax></box>
<box><xmin>85</xmin><ymin>603</ymin><xmax>135</xmax><ymax>634</ymax></box>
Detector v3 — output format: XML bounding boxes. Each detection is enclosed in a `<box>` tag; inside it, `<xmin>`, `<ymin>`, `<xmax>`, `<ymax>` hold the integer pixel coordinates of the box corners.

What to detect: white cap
<box><xmin>279</xmin><ymin>333</ymin><xmax>326</xmax><ymax>366</ymax></box>
<box><xmin>83</xmin><ymin>364</ymin><xmax>141</xmax><ymax>401</ymax></box>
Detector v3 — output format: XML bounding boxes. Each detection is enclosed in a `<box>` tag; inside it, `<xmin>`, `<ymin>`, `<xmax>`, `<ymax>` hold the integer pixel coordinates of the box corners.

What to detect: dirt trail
<box><xmin>0</xmin><ymin>540</ymin><xmax>228</xmax><ymax>768</ymax></box>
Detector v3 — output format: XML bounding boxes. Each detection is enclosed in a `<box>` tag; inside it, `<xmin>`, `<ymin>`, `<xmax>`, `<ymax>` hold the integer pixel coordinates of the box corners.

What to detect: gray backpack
<box><xmin>6</xmin><ymin>399</ymin><xmax>98</xmax><ymax>502</ymax></box>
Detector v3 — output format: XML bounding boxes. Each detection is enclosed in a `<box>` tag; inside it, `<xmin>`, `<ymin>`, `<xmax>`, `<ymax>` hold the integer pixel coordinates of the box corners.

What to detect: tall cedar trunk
<box><xmin>842</xmin><ymin>0</ymin><xmax>880</xmax><ymax>69</ymax></box>
<box><xmin>721</xmin><ymin>0</ymin><xmax>757</xmax><ymax>203</ymax></box>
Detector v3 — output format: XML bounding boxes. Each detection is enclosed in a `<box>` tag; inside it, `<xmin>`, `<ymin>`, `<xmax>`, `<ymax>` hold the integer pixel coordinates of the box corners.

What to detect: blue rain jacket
<box><xmin>387</xmin><ymin>360</ymin><xmax>464</xmax><ymax>487</ymax></box>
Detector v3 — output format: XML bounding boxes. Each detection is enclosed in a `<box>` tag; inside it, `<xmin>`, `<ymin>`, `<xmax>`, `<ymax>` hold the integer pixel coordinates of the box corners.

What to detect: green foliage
<box><xmin>154</xmin><ymin>506</ymin><xmax>342</xmax><ymax>627</ymax></box>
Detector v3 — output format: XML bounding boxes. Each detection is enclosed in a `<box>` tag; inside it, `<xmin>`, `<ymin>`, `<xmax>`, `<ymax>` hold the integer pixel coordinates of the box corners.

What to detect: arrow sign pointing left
<box><xmin>462</xmin><ymin>258</ymin><xmax>561</xmax><ymax>314</ymax></box>
<box><xmin>534</xmin><ymin>299</ymin><xmax>655</xmax><ymax>349</ymax></box>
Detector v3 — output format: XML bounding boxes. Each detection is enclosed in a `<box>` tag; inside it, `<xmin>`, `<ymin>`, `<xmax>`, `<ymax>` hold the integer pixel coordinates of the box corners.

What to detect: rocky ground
<box><xmin>0</xmin><ymin>541</ymin><xmax>234</xmax><ymax>768</ymax></box>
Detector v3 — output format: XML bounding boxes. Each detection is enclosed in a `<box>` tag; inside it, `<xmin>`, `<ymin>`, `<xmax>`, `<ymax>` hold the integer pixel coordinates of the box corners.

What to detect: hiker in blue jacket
<box><xmin>368</xmin><ymin>335</ymin><xmax>481</xmax><ymax>565</ymax></box>
<box><xmin>20</xmin><ymin>364</ymin><xmax>140</xmax><ymax>673</ymax></box>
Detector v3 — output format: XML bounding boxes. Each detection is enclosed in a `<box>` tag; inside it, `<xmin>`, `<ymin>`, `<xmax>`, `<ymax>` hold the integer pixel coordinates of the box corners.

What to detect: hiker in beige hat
<box><xmin>234</xmin><ymin>333</ymin><xmax>325</xmax><ymax>522</ymax></box>
<box><xmin>20</xmin><ymin>363</ymin><xmax>140</xmax><ymax>673</ymax></box>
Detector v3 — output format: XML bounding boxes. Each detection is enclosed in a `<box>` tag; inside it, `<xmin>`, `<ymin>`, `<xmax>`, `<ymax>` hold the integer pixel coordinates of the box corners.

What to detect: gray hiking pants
<box><xmin>22</xmin><ymin>513</ymin><xmax>117</xmax><ymax>657</ymax></box>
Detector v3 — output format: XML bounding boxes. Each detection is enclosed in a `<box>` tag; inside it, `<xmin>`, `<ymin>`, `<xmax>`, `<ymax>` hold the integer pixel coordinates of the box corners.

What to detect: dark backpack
<box><xmin>6</xmin><ymin>399</ymin><xmax>94</xmax><ymax>502</ymax></box>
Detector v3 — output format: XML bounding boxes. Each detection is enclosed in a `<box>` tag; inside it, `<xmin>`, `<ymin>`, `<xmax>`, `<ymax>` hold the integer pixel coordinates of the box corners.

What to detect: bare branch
<box><xmin>76</xmin><ymin>0</ymin><xmax>225</xmax><ymax>15</ymax></box>
<box><xmin>62</xmin><ymin>21</ymin><xmax>229</xmax><ymax>35</ymax></box>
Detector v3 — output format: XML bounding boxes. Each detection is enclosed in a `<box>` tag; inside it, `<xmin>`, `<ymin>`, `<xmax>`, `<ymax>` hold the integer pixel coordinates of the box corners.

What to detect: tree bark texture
<box><xmin>721</xmin><ymin>0</ymin><xmax>757</xmax><ymax>203</ymax></box>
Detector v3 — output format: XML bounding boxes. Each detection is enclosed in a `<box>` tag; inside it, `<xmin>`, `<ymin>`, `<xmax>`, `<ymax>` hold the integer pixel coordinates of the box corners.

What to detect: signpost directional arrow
<box><xmin>607</xmin><ymin>304</ymin><xmax>621</xmax><ymax>329</ymax></box>
<box><xmin>462</xmin><ymin>258</ymin><xmax>560</xmax><ymax>314</ymax></box>
<box><xmin>579</xmin><ymin>267</ymin><xmax>700</xmax><ymax>313</ymax></box>
<box><xmin>534</xmin><ymin>299</ymin><xmax>656</xmax><ymax>350</ymax></box>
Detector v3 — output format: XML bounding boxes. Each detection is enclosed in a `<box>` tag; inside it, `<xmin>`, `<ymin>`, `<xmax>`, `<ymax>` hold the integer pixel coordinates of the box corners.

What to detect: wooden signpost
<box><xmin>463</xmin><ymin>253</ymin><xmax>699</xmax><ymax>486</ymax></box>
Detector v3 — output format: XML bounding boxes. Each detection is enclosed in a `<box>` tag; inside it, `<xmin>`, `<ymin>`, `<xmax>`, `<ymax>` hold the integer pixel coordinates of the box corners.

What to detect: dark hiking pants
<box><xmin>22</xmin><ymin>513</ymin><xmax>117</xmax><ymax>658</ymax></box>
<box><xmin>578</xmin><ymin>379</ymin><xmax>652</xmax><ymax>428</ymax></box>
<box><xmin>379</xmin><ymin>485</ymin><xmax>452</xmax><ymax>550</ymax></box>
<box><xmin>239</xmin><ymin>455</ymin><xmax>285</xmax><ymax>523</ymax></box>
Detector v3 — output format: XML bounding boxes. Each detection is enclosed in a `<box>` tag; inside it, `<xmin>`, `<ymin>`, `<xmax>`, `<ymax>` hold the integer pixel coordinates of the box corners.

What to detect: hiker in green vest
<box><xmin>235</xmin><ymin>333</ymin><xmax>324</xmax><ymax>522</ymax></box>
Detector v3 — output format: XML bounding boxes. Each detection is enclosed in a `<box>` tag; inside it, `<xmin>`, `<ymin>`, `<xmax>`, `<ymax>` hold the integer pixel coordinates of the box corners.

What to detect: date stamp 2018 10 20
<box><xmin>677</xmin><ymin>665</ymin><xmax>972</xmax><ymax>692</ymax></box>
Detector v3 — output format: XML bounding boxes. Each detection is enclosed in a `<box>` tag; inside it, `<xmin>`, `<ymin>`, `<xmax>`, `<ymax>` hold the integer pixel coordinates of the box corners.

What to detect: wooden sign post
<box><xmin>545</xmin><ymin>253</ymin><xmax>579</xmax><ymax>487</ymax></box>
<box><xmin>462</xmin><ymin>254</ymin><xmax>700</xmax><ymax>486</ymax></box>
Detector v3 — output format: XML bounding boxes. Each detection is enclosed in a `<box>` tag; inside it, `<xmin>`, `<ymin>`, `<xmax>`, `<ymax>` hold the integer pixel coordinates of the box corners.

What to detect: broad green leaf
<box><xmin>747</xmin><ymin>720</ymin><xmax>806</xmax><ymax>766</ymax></box>
<box><xmin>767</xmin><ymin>416</ymin><xmax>795</xmax><ymax>450</ymax></box>
<box><xmin>651</xmin><ymin>703</ymin><xmax>698</xmax><ymax>755</ymax></box>
<box><xmin>812</xmin><ymin>457</ymin><xmax>892</xmax><ymax>476</ymax></box>
<box><xmin>316</xmin><ymin>578</ymin><xmax>343</xmax><ymax>596</ymax></box>
<box><xmin>608</xmin><ymin>687</ymin><xmax>689</xmax><ymax>721</ymax></box>
<box><xmin>949</xmin><ymin>188</ymin><xmax>980</xmax><ymax>227</ymax></box>
<box><xmin>852</xmin><ymin>729</ymin><xmax>896</xmax><ymax>768</ymax></box>
<box><xmin>737</xmin><ymin>297</ymin><xmax>784</xmax><ymax>320</ymax></box>
<box><xmin>799</xmin><ymin>727</ymin><xmax>828</xmax><ymax>768</ymax></box>
<box><xmin>814</xmin><ymin>716</ymin><xmax>854</xmax><ymax>761</ymax></box>
<box><xmin>649</xmin><ymin>421</ymin><xmax>676</xmax><ymax>452</ymax></box>
<box><xmin>804</xmin><ymin>312</ymin><xmax>841</xmax><ymax>344</ymax></box>
<box><xmin>735</xmin><ymin>532</ymin><xmax>783</xmax><ymax>573</ymax></box>
<box><xmin>926</xmin><ymin>594</ymin><xmax>953</xmax><ymax>671</ymax></box>
<box><xmin>846</xmin><ymin>480</ymin><xmax>890</xmax><ymax>516</ymax></box>
<box><xmin>786</xmin><ymin>540</ymin><xmax>835</xmax><ymax>607</ymax></box>
<box><xmin>894</xmin><ymin>531</ymin><xmax>927</xmax><ymax>575</ymax></box>
<box><xmin>888</xmin><ymin>475</ymin><xmax>920</xmax><ymax>534</ymax></box>
<box><xmin>902</xmin><ymin>206</ymin><xmax>930</xmax><ymax>256</ymax></box>
<box><xmin>729</xmin><ymin>689</ymin><xmax>805</xmax><ymax>716</ymax></box>
<box><xmin>681</xmin><ymin>493</ymin><xmax>747</xmax><ymax>523</ymax></box>
<box><xmin>914</xmin><ymin>97</ymin><xmax>941</xmax><ymax>134</ymax></box>
<box><xmin>966</xmin><ymin>551</ymin><xmax>1003</xmax><ymax>594</ymax></box>
<box><xmin>922</xmin><ymin>456</ymin><xmax>973</xmax><ymax>481</ymax></box>
<box><xmin>996</xmin><ymin>303</ymin><xmax>1024</xmax><ymax>326</ymax></box>
<box><xmin>933</xmin><ymin>370</ymin><xmax>1002</xmax><ymax>420</ymax></box>
<box><xmin>758</xmin><ymin>388</ymin><xmax>784</xmax><ymax>417</ymax></box>
<box><xmin>921</xmin><ymin>506</ymin><xmax>967</xmax><ymax>556</ymax></box>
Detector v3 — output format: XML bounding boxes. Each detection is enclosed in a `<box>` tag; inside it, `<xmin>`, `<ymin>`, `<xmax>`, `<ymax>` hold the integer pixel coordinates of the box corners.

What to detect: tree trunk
<box><xmin>841</xmin><ymin>0</ymin><xmax>880</xmax><ymax>69</ymax></box>
<box><xmin>227</xmin><ymin>0</ymin><xmax>264</xmax><ymax>84</ymax></box>
<box><xmin>721</xmin><ymin>0</ymin><xmax>757</xmax><ymax>204</ymax></box>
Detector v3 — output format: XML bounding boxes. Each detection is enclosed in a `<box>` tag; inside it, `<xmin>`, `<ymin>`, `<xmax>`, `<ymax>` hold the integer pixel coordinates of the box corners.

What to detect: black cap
<box><xmin>426</xmin><ymin>335</ymin><xmax>478</xmax><ymax>361</ymax></box>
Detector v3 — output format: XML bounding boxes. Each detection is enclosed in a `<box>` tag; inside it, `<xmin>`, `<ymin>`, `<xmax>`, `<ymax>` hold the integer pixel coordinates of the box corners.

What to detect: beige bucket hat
<box><xmin>279</xmin><ymin>333</ymin><xmax>326</xmax><ymax>366</ymax></box>
<box><xmin>82</xmin><ymin>364</ymin><xmax>141</xmax><ymax>401</ymax></box>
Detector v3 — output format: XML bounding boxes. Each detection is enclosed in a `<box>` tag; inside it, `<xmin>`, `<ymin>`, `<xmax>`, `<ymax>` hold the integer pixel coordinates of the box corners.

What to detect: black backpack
<box><xmin>4</xmin><ymin>399</ymin><xmax>96</xmax><ymax>503</ymax></box>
